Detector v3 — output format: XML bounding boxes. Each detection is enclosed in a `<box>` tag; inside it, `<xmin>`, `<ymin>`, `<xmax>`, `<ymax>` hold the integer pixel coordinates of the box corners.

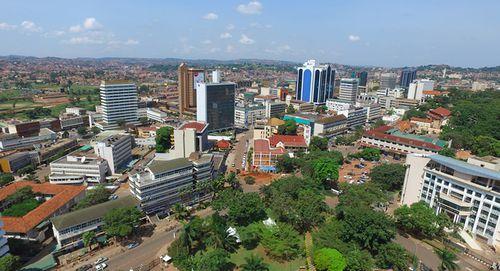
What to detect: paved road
<box><xmin>395</xmin><ymin>234</ymin><xmax>440</xmax><ymax>270</ymax></box>
<box><xmin>226</xmin><ymin>129</ymin><xmax>253</xmax><ymax>172</ymax></box>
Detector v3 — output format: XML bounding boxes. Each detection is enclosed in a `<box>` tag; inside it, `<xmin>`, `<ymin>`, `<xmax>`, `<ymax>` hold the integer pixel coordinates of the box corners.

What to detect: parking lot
<box><xmin>338</xmin><ymin>158</ymin><xmax>376</xmax><ymax>184</ymax></box>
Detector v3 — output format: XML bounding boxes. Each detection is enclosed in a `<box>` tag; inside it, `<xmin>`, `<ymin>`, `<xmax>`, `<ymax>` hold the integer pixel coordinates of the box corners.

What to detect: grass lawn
<box><xmin>230</xmin><ymin>245</ymin><xmax>305</xmax><ymax>271</ymax></box>
<box><xmin>0</xmin><ymin>100</ymin><xmax>36</xmax><ymax>110</ymax></box>
<box><xmin>2</xmin><ymin>198</ymin><xmax>41</xmax><ymax>217</ymax></box>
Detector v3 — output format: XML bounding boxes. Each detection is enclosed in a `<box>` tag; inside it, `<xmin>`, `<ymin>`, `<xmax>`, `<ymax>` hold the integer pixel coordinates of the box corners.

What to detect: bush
<box><xmin>0</xmin><ymin>173</ymin><xmax>14</xmax><ymax>186</ymax></box>
<box><xmin>313</xmin><ymin>248</ymin><xmax>347</xmax><ymax>271</ymax></box>
<box><xmin>244</xmin><ymin>176</ymin><xmax>256</xmax><ymax>185</ymax></box>
<box><xmin>3</xmin><ymin>198</ymin><xmax>41</xmax><ymax>217</ymax></box>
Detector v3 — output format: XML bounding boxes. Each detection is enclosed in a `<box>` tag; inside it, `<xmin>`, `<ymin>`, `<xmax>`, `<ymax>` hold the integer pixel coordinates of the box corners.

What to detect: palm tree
<box><xmin>241</xmin><ymin>254</ymin><xmax>269</xmax><ymax>271</ymax></box>
<box><xmin>434</xmin><ymin>248</ymin><xmax>459</xmax><ymax>271</ymax></box>
<box><xmin>172</xmin><ymin>203</ymin><xmax>190</xmax><ymax>221</ymax></box>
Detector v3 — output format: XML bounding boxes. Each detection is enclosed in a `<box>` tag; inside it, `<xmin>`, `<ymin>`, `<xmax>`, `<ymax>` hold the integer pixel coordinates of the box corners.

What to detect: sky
<box><xmin>0</xmin><ymin>0</ymin><xmax>499</xmax><ymax>67</ymax></box>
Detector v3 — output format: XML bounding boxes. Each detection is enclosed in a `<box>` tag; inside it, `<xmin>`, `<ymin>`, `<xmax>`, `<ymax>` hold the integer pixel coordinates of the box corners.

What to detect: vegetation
<box><xmin>156</xmin><ymin>126</ymin><xmax>174</xmax><ymax>153</ymax></box>
<box><xmin>2</xmin><ymin>198</ymin><xmax>41</xmax><ymax>217</ymax></box>
<box><xmin>244</xmin><ymin>176</ymin><xmax>256</xmax><ymax>185</ymax></box>
<box><xmin>334</xmin><ymin>127</ymin><xmax>364</xmax><ymax>146</ymax></box>
<box><xmin>17</xmin><ymin>164</ymin><xmax>36</xmax><ymax>175</ymax></box>
<box><xmin>349</xmin><ymin>147</ymin><xmax>381</xmax><ymax>161</ymax></box>
<box><xmin>375</xmin><ymin>243</ymin><xmax>410</xmax><ymax>271</ymax></box>
<box><xmin>73</xmin><ymin>185</ymin><xmax>111</xmax><ymax>210</ymax></box>
<box><xmin>434</xmin><ymin>248</ymin><xmax>459</xmax><ymax>271</ymax></box>
<box><xmin>286</xmin><ymin>104</ymin><xmax>296</xmax><ymax>114</ymax></box>
<box><xmin>394</xmin><ymin>202</ymin><xmax>451</xmax><ymax>239</ymax></box>
<box><xmin>438</xmin><ymin>147</ymin><xmax>456</xmax><ymax>158</ymax></box>
<box><xmin>240</xmin><ymin>254</ymin><xmax>270</xmax><ymax>271</ymax></box>
<box><xmin>103</xmin><ymin>206</ymin><xmax>142</xmax><ymax>239</ymax></box>
<box><xmin>277</xmin><ymin>119</ymin><xmax>297</xmax><ymax>135</ymax></box>
<box><xmin>0</xmin><ymin>173</ymin><xmax>14</xmax><ymax>186</ymax></box>
<box><xmin>82</xmin><ymin>231</ymin><xmax>96</xmax><ymax>251</ymax></box>
<box><xmin>369</xmin><ymin>163</ymin><xmax>406</xmax><ymax>191</ymax></box>
<box><xmin>212</xmin><ymin>190</ymin><xmax>266</xmax><ymax>226</ymax></box>
<box><xmin>0</xmin><ymin>254</ymin><xmax>21</xmax><ymax>271</ymax></box>
<box><xmin>309</xmin><ymin>136</ymin><xmax>328</xmax><ymax>151</ymax></box>
<box><xmin>313</xmin><ymin>248</ymin><xmax>347</xmax><ymax>271</ymax></box>
<box><xmin>260</xmin><ymin>223</ymin><xmax>303</xmax><ymax>261</ymax></box>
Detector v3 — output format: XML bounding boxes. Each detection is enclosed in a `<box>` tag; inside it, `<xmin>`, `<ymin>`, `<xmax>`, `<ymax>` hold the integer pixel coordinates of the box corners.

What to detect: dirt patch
<box><xmin>338</xmin><ymin>159</ymin><xmax>376</xmax><ymax>184</ymax></box>
<box><xmin>238</xmin><ymin>172</ymin><xmax>282</xmax><ymax>192</ymax></box>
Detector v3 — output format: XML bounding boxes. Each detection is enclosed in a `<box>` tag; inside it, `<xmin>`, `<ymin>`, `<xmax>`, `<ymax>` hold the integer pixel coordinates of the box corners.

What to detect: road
<box><xmin>226</xmin><ymin>128</ymin><xmax>253</xmax><ymax>172</ymax></box>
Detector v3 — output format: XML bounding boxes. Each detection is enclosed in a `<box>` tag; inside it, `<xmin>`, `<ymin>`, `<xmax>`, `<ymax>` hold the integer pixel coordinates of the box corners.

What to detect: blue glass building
<box><xmin>295</xmin><ymin>60</ymin><xmax>335</xmax><ymax>104</ymax></box>
<box><xmin>400</xmin><ymin>68</ymin><xmax>417</xmax><ymax>88</ymax></box>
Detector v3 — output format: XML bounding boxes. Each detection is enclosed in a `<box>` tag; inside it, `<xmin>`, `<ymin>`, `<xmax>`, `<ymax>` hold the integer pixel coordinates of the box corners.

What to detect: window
<box><xmin>465</xmin><ymin>197</ymin><xmax>472</xmax><ymax>203</ymax></box>
<box><xmin>485</xmin><ymin>195</ymin><xmax>493</xmax><ymax>201</ymax></box>
<box><xmin>475</xmin><ymin>192</ymin><xmax>482</xmax><ymax>197</ymax></box>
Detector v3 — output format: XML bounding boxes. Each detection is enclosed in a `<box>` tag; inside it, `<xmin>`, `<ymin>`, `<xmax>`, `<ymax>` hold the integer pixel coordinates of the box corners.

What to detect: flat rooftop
<box><xmin>147</xmin><ymin>158</ymin><xmax>192</xmax><ymax>175</ymax></box>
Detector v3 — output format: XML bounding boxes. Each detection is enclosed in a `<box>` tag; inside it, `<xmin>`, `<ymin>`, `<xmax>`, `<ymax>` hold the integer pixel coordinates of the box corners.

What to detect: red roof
<box><xmin>410</xmin><ymin>117</ymin><xmax>432</xmax><ymax>123</ymax></box>
<box><xmin>428</xmin><ymin>107</ymin><xmax>451</xmax><ymax>119</ymax></box>
<box><xmin>179</xmin><ymin>121</ymin><xmax>208</xmax><ymax>133</ymax></box>
<box><xmin>0</xmin><ymin>182</ymin><xmax>86</xmax><ymax>234</ymax></box>
<box><xmin>254</xmin><ymin>139</ymin><xmax>286</xmax><ymax>155</ymax></box>
<box><xmin>269</xmin><ymin>135</ymin><xmax>308</xmax><ymax>148</ymax></box>
<box><xmin>363</xmin><ymin>125</ymin><xmax>442</xmax><ymax>151</ymax></box>
<box><xmin>423</xmin><ymin>90</ymin><xmax>449</xmax><ymax>96</ymax></box>
<box><xmin>216</xmin><ymin>140</ymin><xmax>231</xmax><ymax>149</ymax></box>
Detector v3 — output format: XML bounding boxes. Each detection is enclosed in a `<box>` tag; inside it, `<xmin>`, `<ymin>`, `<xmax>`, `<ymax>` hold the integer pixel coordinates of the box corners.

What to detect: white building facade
<box><xmin>408</xmin><ymin>79</ymin><xmax>435</xmax><ymax>100</ymax></box>
<box><xmin>96</xmin><ymin>81</ymin><xmax>139</xmax><ymax>130</ymax></box>
<box><xmin>94</xmin><ymin>134</ymin><xmax>133</xmax><ymax>175</ymax></box>
<box><xmin>338</xmin><ymin>78</ymin><xmax>359</xmax><ymax>104</ymax></box>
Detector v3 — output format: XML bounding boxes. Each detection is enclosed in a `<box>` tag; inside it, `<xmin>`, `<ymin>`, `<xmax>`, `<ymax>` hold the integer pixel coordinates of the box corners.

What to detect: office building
<box><xmin>173</xmin><ymin>122</ymin><xmax>209</xmax><ymax>158</ymax></box>
<box><xmin>364</xmin><ymin>103</ymin><xmax>382</xmax><ymax>122</ymax></box>
<box><xmin>38</xmin><ymin>139</ymin><xmax>78</xmax><ymax>164</ymax></box>
<box><xmin>96</xmin><ymin>81</ymin><xmax>139</xmax><ymax>130</ymax></box>
<box><xmin>146</xmin><ymin>108</ymin><xmax>169</xmax><ymax>123</ymax></box>
<box><xmin>49</xmin><ymin>154</ymin><xmax>109</xmax><ymax>184</ymax></box>
<box><xmin>178</xmin><ymin>63</ymin><xmax>205</xmax><ymax>115</ymax></box>
<box><xmin>94</xmin><ymin>134</ymin><xmax>133</xmax><ymax>175</ymax></box>
<box><xmin>408</xmin><ymin>79</ymin><xmax>435</xmax><ymax>100</ymax></box>
<box><xmin>0</xmin><ymin>128</ymin><xmax>57</xmax><ymax>150</ymax></box>
<box><xmin>401</xmin><ymin>154</ymin><xmax>500</xmax><ymax>247</ymax></box>
<box><xmin>380</xmin><ymin>73</ymin><xmax>397</xmax><ymax>90</ymax></box>
<box><xmin>400</xmin><ymin>68</ymin><xmax>417</xmax><ymax>88</ymax></box>
<box><xmin>234</xmin><ymin>105</ymin><xmax>266</xmax><ymax>128</ymax></box>
<box><xmin>196</xmin><ymin>82</ymin><xmax>236</xmax><ymax>132</ymax></box>
<box><xmin>0</xmin><ymin>215</ymin><xmax>9</xmax><ymax>257</ymax></box>
<box><xmin>265</xmin><ymin>101</ymin><xmax>287</xmax><ymax>118</ymax></box>
<box><xmin>338</xmin><ymin>107</ymin><xmax>368</xmax><ymax>130</ymax></box>
<box><xmin>355</xmin><ymin>71</ymin><xmax>368</xmax><ymax>87</ymax></box>
<box><xmin>0</xmin><ymin>151</ymin><xmax>38</xmax><ymax>173</ymax></box>
<box><xmin>326</xmin><ymin>99</ymin><xmax>352</xmax><ymax>112</ymax></box>
<box><xmin>295</xmin><ymin>59</ymin><xmax>335</xmax><ymax>104</ymax></box>
<box><xmin>212</xmin><ymin>70</ymin><xmax>221</xmax><ymax>83</ymax></box>
<box><xmin>313</xmin><ymin>115</ymin><xmax>348</xmax><ymax>138</ymax></box>
<box><xmin>360</xmin><ymin>125</ymin><xmax>448</xmax><ymax>157</ymax></box>
<box><xmin>338</xmin><ymin>78</ymin><xmax>359</xmax><ymax>104</ymax></box>
<box><xmin>51</xmin><ymin>196</ymin><xmax>138</xmax><ymax>250</ymax></box>
<box><xmin>129</xmin><ymin>154</ymin><xmax>214</xmax><ymax>215</ymax></box>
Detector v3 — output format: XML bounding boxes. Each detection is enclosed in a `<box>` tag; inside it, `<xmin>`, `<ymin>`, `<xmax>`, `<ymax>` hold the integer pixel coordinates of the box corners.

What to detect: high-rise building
<box><xmin>338</xmin><ymin>78</ymin><xmax>359</xmax><ymax>104</ymax></box>
<box><xmin>96</xmin><ymin>81</ymin><xmax>138</xmax><ymax>130</ymax></box>
<box><xmin>408</xmin><ymin>79</ymin><xmax>434</xmax><ymax>100</ymax></box>
<box><xmin>178</xmin><ymin>63</ymin><xmax>205</xmax><ymax>116</ymax></box>
<box><xmin>94</xmin><ymin>134</ymin><xmax>133</xmax><ymax>175</ymax></box>
<box><xmin>380</xmin><ymin>73</ymin><xmax>397</xmax><ymax>90</ymax></box>
<box><xmin>196</xmin><ymin>82</ymin><xmax>236</xmax><ymax>132</ymax></box>
<box><xmin>295</xmin><ymin>59</ymin><xmax>335</xmax><ymax>104</ymax></box>
<box><xmin>356</xmin><ymin>71</ymin><xmax>368</xmax><ymax>87</ymax></box>
<box><xmin>212</xmin><ymin>70</ymin><xmax>221</xmax><ymax>83</ymax></box>
<box><xmin>400</xmin><ymin>68</ymin><xmax>417</xmax><ymax>88</ymax></box>
<box><xmin>401</xmin><ymin>154</ymin><xmax>500</xmax><ymax>247</ymax></box>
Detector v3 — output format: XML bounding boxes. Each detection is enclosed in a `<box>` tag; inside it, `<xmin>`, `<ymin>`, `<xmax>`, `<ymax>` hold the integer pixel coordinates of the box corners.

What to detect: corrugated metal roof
<box><xmin>429</xmin><ymin>154</ymin><xmax>500</xmax><ymax>180</ymax></box>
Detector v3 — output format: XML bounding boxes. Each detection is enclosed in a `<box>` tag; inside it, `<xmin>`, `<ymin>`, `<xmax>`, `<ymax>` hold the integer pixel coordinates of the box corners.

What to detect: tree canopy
<box><xmin>0</xmin><ymin>254</ymin><xmax>21</xmax><ymax>271</ymax></box>
<box><xmin>103</xmin><ymin>206</ymin><xmax>142</xmax><ymax>239</ymax></box>
<box><xmin>369</xmin><ymin>163</ymin><xmax>406</xmax><ymax>191</ymax></box>
<box><xmin>156</xmin><ymin>126</ymin><xmax>174</xmax><ymax>153</ymax></box>
<box><xmin>313</xmin><ymin>248</ymin><xmax>347</xmax><ymax>271</ymax></box>
<box><xmin>394</xmin><ymin>202</ymin><xmax>451</xmax><ymax>239</ymax></box>
<box><xmin>73</xmin><ymin>185</ymin><xmax>111</xmax><ymax>210</ymax></box>
<box><xmin>309</xmin><ymin>136</ymin><xmax>329</xmax><ymax>151</ymax></box>
<box><xmin>260</xmin><ymin>223</ymin><xmax>303</xmax><ymax>261</ymax></box>
<box><xmin>277</xmin><ymin>119</ymin><xmax>297</xmax><ymax>135</ymax></box>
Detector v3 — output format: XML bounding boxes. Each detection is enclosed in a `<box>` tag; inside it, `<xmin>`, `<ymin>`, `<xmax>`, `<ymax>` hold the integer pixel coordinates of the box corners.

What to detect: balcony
<box><xmin>438</xmin><ymin>192</ymin><xmax>472</xmax><ymax>215</ymax></box>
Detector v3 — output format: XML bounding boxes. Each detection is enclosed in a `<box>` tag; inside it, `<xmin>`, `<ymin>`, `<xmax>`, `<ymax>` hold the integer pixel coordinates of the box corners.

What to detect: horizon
<box><xmin>1</xmin><ymin>1</ymin><xmax>499</xmax><ymax>68</ymax></box>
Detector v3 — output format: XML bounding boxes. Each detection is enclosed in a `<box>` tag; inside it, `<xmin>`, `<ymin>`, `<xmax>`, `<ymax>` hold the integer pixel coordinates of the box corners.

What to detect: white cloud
<box><xmin>107</xmin><ymin>39</ymin><xmax>139</xmax><ymax>46</ymax></box>
<box><xmin>202</xmin><ymin>39</ymin><xmax>212</xmax><ymax>45</ymax></box>
<box><xmin>0</xmin><ymin>22</ymin><xmax>16</xmax><ymax>30</ymax></box>
<box><xmin>226</xmin><ymin>24</ymin><xmax>235</xmax><ymax>30</ymax></box>
<box><xmin>65</xmin><ymin>36</ymin><xmax>104</xmax><ymax>45</ymax></box>
<box><xmin>124</xmin><ymin>39</ymin><xmax>139</xmax><ymax>45</ymax></box>
<box><xmin>226</xmin><ymin>44</ymin><xmax>234</xmax><ymax>53</ymax></box>
<box><xmin>279</xmin><ymin>44</ymin><xmax>291</xmax><ymax>51</ymax></box>
<box><xmin>220</xmin><ymin>32</ymin><xmax>232</xmax><ymax>39</ymax></box>
<box><xmin>209</xmin><ymin>47</ymin><xmax>220</xmax><ymax>53</ymax></box>
<box><xmin>348</xmin><ymin>35</ymin><xmax>360</xmax><ymax>42</ymax></box>
<box><xmin>21</xmin><ymin>21</ymin><xmax>42</xmax><ymax>32</ymax></box>
<box><xmin>239</xmin><ymin>34</ymin><xmax>255</xmax><ymax>45</ymax></box>
<box><xmin>69</xmin><ymin>17</ymin><xmax>102</xmax><ymax>33</ymax></box>
<box><xmin>203</xmin><ymin>13</ymin><xmax>218</xmax><ymax>20</ymax></box>
<box><xmin>237</xmin><ymin>1</ymin><xmax>263</xmax><ymax>15</ymax></box>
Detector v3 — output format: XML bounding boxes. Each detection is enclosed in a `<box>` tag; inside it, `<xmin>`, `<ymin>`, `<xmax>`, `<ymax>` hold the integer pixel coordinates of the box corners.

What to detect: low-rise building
<box><xmin>0</xmin><ymin>128</ymin><xmax>57</xmax><ymax>150</ymax></box>
<box><xmin>94</xmin><ymin>134</ymin><xmax>133</xmax><ymax>175</ymax></box>
<box><xmin>360</xmin><ymin>125</ymin><xmax>449</xmax><ymax>157</ymax></box>
<box><xmin>401</xmin><ymin>154</ymin><xmax>500</xmax><ymax>247</ymax></box>
<box><xmin>338</xmin><ymin>107</ymin><xmax>367</xmax><ymax>130</ymax></box>
<box><xmin>313</xmin><ymin>115</ymin><xmax>348</xmax><ymax>138</ymax></box>
<box><xmin>51</xmin><ymin>196</ymin><xmax>138</xmax><ymax>250</ymax></box>
<box><xmin>38</xmin><ymin>138</ymin><xmax>79</xmax><ymax>164</ymax></box>
<box><xmin>269</xmin><ymin>135</ymin><xmax>308</xmax><ymax>152</ymax></box>
<box><xmin>146</xmin><ymin>108</ymin><xmax>169</xmax><ymax>123</ymax></box>
<box><xmin>129</xmin><ymin>154</ymin><xmax>214</xmax><ymax>215</ymax></box>
<box><xmin>265</xmin><ymin>101</ymin><xmax>287</xmax><ymax>118</ymax></box>
<box><xmin>0</xmin><ymin>151</ymin><xmax>38</xmax><ymax>173</ymax></box>
<box><xmin>0</xmin><ymin>215</ymin><xmax>9</xmax><ymax>257</ymax></box>
<box><xmin>252</xmin><ymin>139</ymin><xmax>286</xmax><ymax>172</ymax></box>
<box><xmin>234</xmin><ymin>105</ymin><xmax>266</xmax><ymax>128</ymax></box>
<box><xmin>50</xmin><ymin>154</ymin><xmax>109</xmax><ymax>184</ymax></box>
<box><xmin>59</xmin><ymin>114</ymin><xmax>87</xmax><ymax>130</ymax></box>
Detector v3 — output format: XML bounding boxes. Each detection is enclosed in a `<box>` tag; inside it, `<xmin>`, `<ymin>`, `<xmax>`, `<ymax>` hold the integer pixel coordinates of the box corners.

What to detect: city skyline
<box><xmin>0</xmin><ymin>0</ymin><xmax>499</xmax><ymax>67</ymax></box>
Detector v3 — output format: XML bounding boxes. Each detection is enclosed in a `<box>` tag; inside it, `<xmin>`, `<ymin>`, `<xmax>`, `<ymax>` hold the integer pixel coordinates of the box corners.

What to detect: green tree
<box><xmin>206</xmin><ymin>213</ymin><xmax>238</xmax><ymax>252</ymax></box>
<box><xmin>77</xmin><ymin>126</ymin><xmax>88</xmax><ymax>136</ymax></box>
<box><xmin>344</xmin><ymin>249</ymin><xmax>374</xmax><ymax>271</ymax></box>
<box><xmin>244</xmin><ymin>176</ymin><xmax>256</xmax><ymax>185</ymax></box>
<box><xmin>239</xmin><ymin>223</ymin><xmax>262</xmax><ymax>250</ymax></box>
<box><xmin>309</xmin><ymin>136</ymin><xmax>329</xmax><ymax>151</ymax></box>
<box><xmin>0</xmin><ymin>254</ymin><xmax>21</xmax><ymax>271</ymax></box>
<box><xmin>371</xmin><ymin>119</ymin><xmax>386</xmax><ymax>129</ymax></box>
<box><xmin>351</xmin><ymin>148</ymin><xmax>381</xmax><ymax>161</ymax></box>
<box><xmin>315</xmin><ymin>105</ymin><xmax>328</xmax><ymax>114</ymax></box>
<box><xmin>212</xmin><ymin>190</ymin><xmax>266</xmax><ymax>226</ymax></box>
<box><xmin>278</xmin><ymin>119</ymin><xmax>297</xmax><ymax>135</ymax></box>
<box><xmin>403</xmin><ymin>108</ymin><xmax>427</xmax><ymax>120</ymax></box>
<box><xmin>73</xmin><ymin>185</ymin><xmax>111</xmax><ymax>210</ymax></box>
<box><xmin>0</xmin><ymin>173</ymin><xmax>14</xmax><ymax>186</ymax></box>
<box><xmin>103</xmin><ymin>206</ymin><xmax>142</xmax><ymax>239</ymax></box>
<box><xmin>434</xmin><ymin>248</ymin><xmax>458</xmax><ymax>271</ymax></box>
<box><xmin>336</xmin><ymin>183</ymin><xmax>388</xmax><ymax>214</ymax></box>
<box><xmin>17</xmin><ymin>164</ymin><xmax>35</xmax><ymax>175</ymax></box>
<box><xmin>156</xmin><ymin>126</ymin><xmax>174</xmax><ymax>153</ymax></box>
<box><xmin>375</xmin><ymin>243</ymin><xmax>409</xmax><ymax>271</ymax></box>
<box><xmin>91</xmin><ymin>126</ymin><xmax>101</xmax><ymax>135</ymax></box>
<box><xmin>286</xmin><ymin>104</ymin><xmax>296</xmax><ymax>114</ymax></box>
<box><xmin>260</xmin><ymin>223</ymin><xmax>302</xmax><ymax>261</ymax></box>
<box><xmin>241</xmin><ymin>254</ymin><xmax>270</xmax><ymax>271</ymax></box>
<box><xmin>471</xmin><ymin>135</ymin><xmax>500</xmax><ymax>157</ymax></box>
<box><xmin>191</xmin><ymin>248</ymin><xmax>232</xmax><ymax>271</ymax></box>
<box><xmin>394</xmin><ymin>202</ymin><xmax>451</xmax><ymax>239</ymax></box>
<box><xmin>172</xmin><ymin>203</ymin><xmax>191</xmax><ymax>221</ymax></box>
<box><xmin>438</xmin><ymin>147</ymin><xmax>456</xmax><ymax>158</ymax></box>
<box><xmin>313</xmin><ymin>248</ymin><xmax>347</xmax><ymax>271</ymax></box>
<box><xmin>82</xmin><ymin>231</ymin><xmax>96</xmax><ymax>251</ymax></box>
<box><xmin>312</xmin><ymin>158</ymin><xmax>340</xmax><ymax>188</ymax></box>
<box><xmin>369</xmin><ymin>163</ymin><xmax>406</xmax><ymax>191</ymax></box>
<box><xmin>275</xmin><ymin>155</ymin><xmax>298</xmax><ymax>173</ymax></box>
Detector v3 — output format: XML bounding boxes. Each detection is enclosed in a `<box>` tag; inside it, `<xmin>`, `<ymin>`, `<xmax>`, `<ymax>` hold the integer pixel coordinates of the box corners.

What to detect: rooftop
<box><xmin>266</xmin><ymin>118</ymin><xmax>285</xmax><ymax>127</ymax></box>
<box><xmin>428</xmin><ymin>107</ymin><xmax>451</xmax><ymax>118</ymax></box>
<box><xmin>364</xmin><ymin>125</ymin><xmax>446</xmax><ymax>151</ymax></box>
<box><xmin>100</xmin><ymin>80</ymin><xmax>134</xmax><ymax>85</ymax></box>
<box><xmin>316</xmin><ymin>114</ymin><xmax>347</xmax><ymax>124</ymax></box>
<box><xmin>179</xmin><ymin>121</ymin><xmax>209</xmax><ymax>133</ymax></box>
<box><xmin>269</xmin><ymin>135</ymin><xmax>308</xmax><ymax>148</ymax></box>
<box><xmin>51</xmin><ymin>196</ymin><xmax>138</xmax><ymax>230</ymax></box>
<box><xmin>147</xmin><ymin>158</ymin><xmax>192</xmax><ymax>175</ymax></box>
<box><xmin>428</xmin><ymin>154</ymin><xmax>500</xmax><ymax>180</ymax></box>
<box><xmin>0</xmin><ymin>182</ymin><xmax>86</xmax><ymax>234</ymax></box>
<box><xmin>254</xmin><ymin>139</ymin><xmax>286</xmax><ymax>155</ymax></box>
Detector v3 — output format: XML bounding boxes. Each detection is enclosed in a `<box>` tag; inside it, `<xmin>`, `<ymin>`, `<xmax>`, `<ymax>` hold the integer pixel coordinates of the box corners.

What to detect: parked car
<box><xmin>76</xmin><ymin>264</ymin><xmax>92</xmax><ymax>271</ymax></box>
<box><xmin>126</xmin><ymin>242</ymin><xmax>139</xmax><ymax>249</ymax></box>
<box><xmin>108</xmin><ymin>194</ymin><xmax>118</xmax><ymax>200</ymax></box>
<box><xmin>95</xmin><ymin>263</ymin><xmax>108</xmax><ymax>271</ymax></box>
<box><xmin>94</xmin><ymin>257</ymin><xmax>108</xmax><ymax>265</ymax></box>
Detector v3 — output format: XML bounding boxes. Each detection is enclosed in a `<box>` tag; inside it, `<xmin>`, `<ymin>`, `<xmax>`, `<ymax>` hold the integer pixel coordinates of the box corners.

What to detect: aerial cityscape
<box><xmin>0</xmin><ymin>1</ymin><xmax>499</xmax><ymax>271</ymax></box>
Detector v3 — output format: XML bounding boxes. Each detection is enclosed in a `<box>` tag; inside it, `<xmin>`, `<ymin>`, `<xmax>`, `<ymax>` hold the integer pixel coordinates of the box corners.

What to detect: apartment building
<box><xmin>51</xmin><ymin>196</ymin><xmax>138</xmax><ymax>250</ymax></box>
<box><xmin>129</xmin><ymin>154</ymin><xmax>214</xmax><ymax>215</ymax></box>
<box><xmin>401</xmin><ymin>154</ymin><xmax>500</xmax><ymax>247</ymax></box>
<box><xmin>49</xmin><ymin>154</ymin><xmax>109</xmax><ymax>184</ymax></box>
<box><xmin>94</xmin><ymin>134</ymin><xmax>133</xmax><ymax>175</ymax></box>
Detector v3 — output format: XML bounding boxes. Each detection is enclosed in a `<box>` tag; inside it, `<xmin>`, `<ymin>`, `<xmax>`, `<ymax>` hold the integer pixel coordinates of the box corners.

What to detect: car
<box><xmin>108</xmin><ymin>194</ymin><xmax>118</xmax><ymax>200</ymax></box>
<box><xmin>76</xmin><ymin>264</ymin><xmax>92</xmax><ymax>271</ymax></box>
<box><xmin>95</xmin><ymin>263</ymin><xmax>108</xmax><ymax>271</ymax></box>
<box><xmin>126</xmin><ymin>242</ymin><xmax>139</xmax><ymax>249</ymax></box>
<box><xmin>94</xmin><ymin>257</ymin><xmax>108</xmax><ymax>265</ymax></box>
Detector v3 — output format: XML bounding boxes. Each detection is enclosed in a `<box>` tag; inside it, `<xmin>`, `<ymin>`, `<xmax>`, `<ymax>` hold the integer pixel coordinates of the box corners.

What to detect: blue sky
<box><xmin>0</xmin><ymin>0</ymin><xmax>499</xmax><ymax>67</ymax></box>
